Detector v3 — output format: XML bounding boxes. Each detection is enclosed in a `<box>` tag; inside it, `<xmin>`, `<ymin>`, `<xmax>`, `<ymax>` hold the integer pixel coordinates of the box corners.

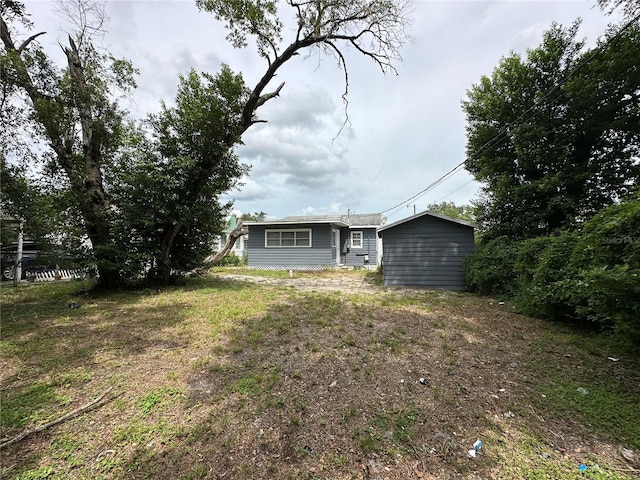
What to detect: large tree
<box><xmin>463</xmin><ymin>21</ymin><xmax>640</xmax><ymax>240</ymax></box>
<box><xmin>1</xmin><ymin>0</ymin><xmax>410</xmax><ymax>287</ymax></box>
<box><xmin>108</xmin><ymin>68</ymin><xmax>249</xmax><ymax>283</ymax></box>
<box><xmin>1</xmin><ymin>0</ymin><xmax>136</xmax><ymax>287</ymax></box>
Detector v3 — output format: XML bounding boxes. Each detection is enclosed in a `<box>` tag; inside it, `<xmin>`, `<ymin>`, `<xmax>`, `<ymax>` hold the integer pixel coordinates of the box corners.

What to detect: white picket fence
<box><xmin>32</xmin><ymin>269</ymin><xmax>87</xmax><ymax>282</ymax></box>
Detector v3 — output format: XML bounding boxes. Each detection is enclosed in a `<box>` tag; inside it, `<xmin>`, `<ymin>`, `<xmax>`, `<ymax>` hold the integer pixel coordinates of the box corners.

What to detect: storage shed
<box><xmin>377</xmin><ymin>211</ymin><xmax>476</xmax><ymax>290</ymax></box>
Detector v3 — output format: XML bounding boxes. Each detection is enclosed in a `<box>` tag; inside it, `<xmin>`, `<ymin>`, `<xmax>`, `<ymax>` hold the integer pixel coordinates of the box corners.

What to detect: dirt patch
<box><xmin>214</xmin><ymin>271</ymin><xmax>384</xmax><ymax>294</ymax></box>
<box><xmin>1</xmin><ymin>275</ymin><xmax>638</xmax><ymax>480</ymax></box>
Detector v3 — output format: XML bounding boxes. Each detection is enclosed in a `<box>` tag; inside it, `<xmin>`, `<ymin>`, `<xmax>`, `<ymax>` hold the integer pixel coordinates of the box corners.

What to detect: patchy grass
<box><xmin>209</xmin><ymin>266</ymin><xmax>371</xmax><ymax>279</ymax></box>
<box><xmin>1</xmin><ymin>275</ymin><xmax>638</xmax><ymax>479</ymax></box>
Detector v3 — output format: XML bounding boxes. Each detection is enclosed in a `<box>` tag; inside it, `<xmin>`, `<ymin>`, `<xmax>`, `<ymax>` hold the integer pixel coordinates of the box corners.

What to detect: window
<box><xmin>265</xmin><ymin>229</ymin><xmax>312</xmax><ymax>247</ymax></box>
<box><xmin>351</xmin><ymin>231</ymin><xmax>363</xmax><ymax>248</ymax></box>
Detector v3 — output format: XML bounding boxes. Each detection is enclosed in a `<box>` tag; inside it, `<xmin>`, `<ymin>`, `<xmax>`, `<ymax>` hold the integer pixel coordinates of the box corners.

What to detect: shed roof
<box><xmin>377</xmin><ymin>210</ymin><xmax>477</xmax><ymax>234</ymax></box>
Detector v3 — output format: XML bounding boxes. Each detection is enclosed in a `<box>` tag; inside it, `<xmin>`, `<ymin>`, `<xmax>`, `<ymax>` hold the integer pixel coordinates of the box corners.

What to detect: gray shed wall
<box><xmin>381</xmin><ymin>216</ymin><xmax>474</xmax><ymax>290</ymax></box>
<box><xmin>247</xmin><ymin>223</ymin><xmax>334</xmax><ymax>269</ymax></box>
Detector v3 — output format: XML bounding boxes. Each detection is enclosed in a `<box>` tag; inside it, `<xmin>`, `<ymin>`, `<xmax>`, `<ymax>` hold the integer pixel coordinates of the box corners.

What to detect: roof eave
<box><xmin>377</xmin><ymin>210</ymin><xmax>478</xmax><ymax>233</ymax></box>
<box><xmin>245</xmin><ymin>220</ymin><xmax>349</xmax><ymax>227</ymax></box>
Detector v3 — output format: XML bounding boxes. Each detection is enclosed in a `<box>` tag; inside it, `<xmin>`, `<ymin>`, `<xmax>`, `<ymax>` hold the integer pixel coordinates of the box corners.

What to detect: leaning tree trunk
<box><xmin>202</xmin><ymin>220</ymin><xmax>248</xmax><ymax>267</ymax></box>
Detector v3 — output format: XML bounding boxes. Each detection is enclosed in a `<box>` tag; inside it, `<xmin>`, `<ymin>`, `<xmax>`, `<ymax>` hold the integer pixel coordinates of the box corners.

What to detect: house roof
<box><xmin>244</xmin><ymin>213</ymin><xmax>383</xmax><ymax>228</ymax></box>
<box><xmin>377</xmin><ymin>210</ymin><xmax>477</xmax><ymax>233</ymax></box>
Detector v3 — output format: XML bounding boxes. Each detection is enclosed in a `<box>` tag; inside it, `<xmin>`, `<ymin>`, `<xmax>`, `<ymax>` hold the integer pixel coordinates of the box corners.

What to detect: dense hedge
<box><xmin>464</xmin><ymin>195</ymin><xmax>640</xmax><ymax>341</ymax></box>
<box><xmin>464</xmin><ymin>236</ymin><xmax>519</xmax><ymax>296</ymax></box>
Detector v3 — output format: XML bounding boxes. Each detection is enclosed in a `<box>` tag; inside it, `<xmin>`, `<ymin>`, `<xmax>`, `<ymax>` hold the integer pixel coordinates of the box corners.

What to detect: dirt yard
<box><xmin>214</xmin><ymin>271</ymin><xmax>384</xmax><ymax>293</ymax></box>
<box><xmin>1</xmin><ymin>272</ymin><xmax>638</xmax><ymax>479</ymax></box>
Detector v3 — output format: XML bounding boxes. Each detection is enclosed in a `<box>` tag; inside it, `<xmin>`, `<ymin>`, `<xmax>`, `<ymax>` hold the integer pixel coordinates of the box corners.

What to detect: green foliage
<box><xmin>562</xmin><ymin>197</ymin><xmax>640</xmax><ymax>338</ymax></box>
<box><xmin>597</xmin><ymin>0</ymin><xmax>640</xmax><ymax>21</ymax></box>
<box><xmin>463</xmin><ymin>236</ymin><xmax>519</xmax><ymax>296</ymax></box>
<box><xmin>466</xmin><ymin>195</ymin><xmax>640</xmax><ymax>342</ymax></box>
<box><xmin>196</xmin><ymin>0</ymin><xmax>282</xmax><ymax>58</ymax></box>
<box><xmin>218</xmin><ymin>252</ymin><xmax>243</xmax><ymax>266</ymax></box>
<box><xmin>515</xmin><ymin>232</ymin><xmax>580</xmax><ymax>319</ymax></box>
<box><xmin>463</xmin><ymin>22</ymin><xmax>640</xmax><ymax>240</ymax></box>
<box><xmin>425</xmin><ymin>201</ymin><xmax>475</xmax><ymax>222</ymax></box>
<box><xmin>240</xmin><ymin>211</ymin><xmax>267</xmax><ymax>222</ymax></box>
<box><xmin>463</xmin><ymin>18</ymin><xmax>640</xmax><ymax>341</ymax></box>
<box><xmin>108</xmin><ymin>66</ymin><xmax>249</xmax><ymax>281</ymax></box>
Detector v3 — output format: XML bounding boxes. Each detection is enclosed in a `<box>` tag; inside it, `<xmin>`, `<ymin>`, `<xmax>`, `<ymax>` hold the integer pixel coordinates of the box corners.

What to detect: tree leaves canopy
<box><xmin>108</xmin><ymin>67</ymin><xmax>250</xmax><ymax>280</ymax></box>
<box><xmin>463</xmin><ymin>21</ymin><xmax>640</xmax><ymax>240</ymax></box>
<box><xmin>2</xmin><ymin>0</ymin><xmax>411</xmax><ymax>287</ymax></box>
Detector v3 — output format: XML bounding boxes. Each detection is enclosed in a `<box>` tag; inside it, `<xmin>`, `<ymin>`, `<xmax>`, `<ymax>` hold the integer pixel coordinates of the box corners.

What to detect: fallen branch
<box><xmin>0</xmin><ymin>387</ymin><xmax>113</xmax><ymax>450</ymax></box>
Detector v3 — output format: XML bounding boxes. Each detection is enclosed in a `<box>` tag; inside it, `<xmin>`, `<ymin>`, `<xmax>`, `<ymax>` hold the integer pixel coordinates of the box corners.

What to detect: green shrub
<box><xmin>218</xmin><ymin>252</ymin><xmax>242</xmax><ymax>266</ymax></box>
<box><xmin>567</xmin><ymin>266</ymin><xmax>640</xmax><ymax>334</ymax></box>
<box><xmin>515</xmin><ymin>232</ymin><xmax>579</xmax><ymax>319</ymax></box>
<box><xmin>563</xmin><ymin>196</ymin><xmax>640</xmax><ymax>338</ymax></box>
<box><xmin>572</xmin><ymin>196</ymin><xmax>640</xmax><ymax>270</ymax></box>
<box><xmin>466</xmin><ymin>194</ymin><xmax>640</xmax><ymax>341</ymax></box>
<box><xmin>464</xmin><ymin>236</ymin><xmax>519</xmax><ymax>296</ymax></box>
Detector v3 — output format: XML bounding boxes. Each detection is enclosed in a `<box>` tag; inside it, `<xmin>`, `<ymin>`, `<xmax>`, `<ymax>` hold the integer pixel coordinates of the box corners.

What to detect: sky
<box><xmin>20</xmin><ymin>0</ymin><xmax>622</xmax><ymax>222</ymax></box>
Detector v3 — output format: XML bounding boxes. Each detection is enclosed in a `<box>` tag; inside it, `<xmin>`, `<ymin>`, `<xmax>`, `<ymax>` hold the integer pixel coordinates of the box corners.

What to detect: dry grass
<box><xmin>1</xmin><ymin>274</ymin><xmax>638</xmax><ymax>479</ymax></box>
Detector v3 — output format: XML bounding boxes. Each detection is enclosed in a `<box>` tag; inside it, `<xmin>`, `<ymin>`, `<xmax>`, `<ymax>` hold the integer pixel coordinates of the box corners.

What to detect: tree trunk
<box><xmin>202</xmin><ymin>220</ymin><xmax>248</xmax><ymax>267</ymax></box>
<box><xmin>1</xmin><ymin>20</ymin><xmax>124</xmax><ymax>289</ymax></box>
<box><xmin>156</xmin><ymin>222</ymin><xmax>183</xmax><ymax>284</ymax></box>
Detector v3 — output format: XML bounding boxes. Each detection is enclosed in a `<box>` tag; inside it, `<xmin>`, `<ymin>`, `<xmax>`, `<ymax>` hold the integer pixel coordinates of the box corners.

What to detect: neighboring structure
<box><xmin>245</xmin><ymin>213</ymin><xmax>383</xmax><ymax>270</ymax></box>
<box><xmin>213</xmin><ymin>215</ymin><xmax>248</xmax><ymax>259</ymax></box>
<box><xmin>377</xmin><ymin>211</ymin><xmax>476</xmax><ymax>290</ymax></box>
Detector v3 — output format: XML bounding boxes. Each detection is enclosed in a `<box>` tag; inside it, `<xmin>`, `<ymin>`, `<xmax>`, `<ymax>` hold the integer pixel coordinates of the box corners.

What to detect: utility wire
<box><xmin>380</xmin><ymin>162</ymin><xmax>465</xmax><ymax>214</ymax></box>
<box><xmin>379</xmin><ymin>12</ymin><xmax>640</xmax><ymax>216</ymax></box>
<box><xmin>433</xmin><ymin>178</ymin><xmax>477</xmax><ymax>204</ymax></box>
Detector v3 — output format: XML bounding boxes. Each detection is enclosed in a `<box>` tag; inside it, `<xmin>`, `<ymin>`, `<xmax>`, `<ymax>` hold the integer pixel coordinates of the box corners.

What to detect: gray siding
<box><xmin>340</xmin><ymin>227</ymin><xmax>378</xmax><ymax>267</ymax></box>
<box><xmin>247</xmin><ymin>223</ymin><xmax>334</xmax><ymax>269</ymax></box>
<box><xmin>381</xmin><ymin>216</ymin><xmax>474</xmax><ymax>290</ymax></box>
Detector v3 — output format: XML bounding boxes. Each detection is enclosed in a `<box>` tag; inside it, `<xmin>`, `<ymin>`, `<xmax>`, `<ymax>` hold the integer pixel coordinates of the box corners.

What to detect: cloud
<box><xmin>257</xmin><ymin>87</ymin><xmax>338</xmax><ymax>130</ymax></box>
<box><xmin>238</xmin><ymin>114</ymin><xmax>350</xmax><ymax>190</ymax></box>
<box><xmin>17</xmin><ymin>0</ymin><xmax>621</xmax><ymax>222</ymax></box>
<box><xmin>226</xmin><ymin>176</ymin><xmax>273</xmax><ymax>202</ymax></box>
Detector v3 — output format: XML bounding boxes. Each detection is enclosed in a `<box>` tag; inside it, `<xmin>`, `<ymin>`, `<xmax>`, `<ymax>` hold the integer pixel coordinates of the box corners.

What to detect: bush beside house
<box><xmin>465</xmin><ymin>195</ymin><xmax>640</xmax><ymax>342</ymax></box>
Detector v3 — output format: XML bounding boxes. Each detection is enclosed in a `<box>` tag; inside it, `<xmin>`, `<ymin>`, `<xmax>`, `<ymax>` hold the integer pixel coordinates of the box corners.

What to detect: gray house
<box><xmin>377</xmin><ymin>211</ymin><xmax>476</xmax><ymax>290</ymax></box>
<box><xmin>245</xmin><ymin>213</ymin><xmax>383</xmax><ymax>270</ymax></box>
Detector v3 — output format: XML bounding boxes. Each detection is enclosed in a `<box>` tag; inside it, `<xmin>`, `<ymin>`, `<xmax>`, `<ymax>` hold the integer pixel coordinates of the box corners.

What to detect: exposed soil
<box><xmin>1</xmin><ymin>273</ymin><xmax>638</xmax><ymax>480</ymax></box>
<box><xmin>214</xmin><ymin>271</ymin><xmax>385</xmax><ymax>293</ymax></box>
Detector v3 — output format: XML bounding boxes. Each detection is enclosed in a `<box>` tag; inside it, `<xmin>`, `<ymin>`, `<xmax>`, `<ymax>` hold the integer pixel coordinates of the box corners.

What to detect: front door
<box><xmin>334</xmin><ymin>229</ymin><xmax>341</xmax><ymax>265</ymax></box>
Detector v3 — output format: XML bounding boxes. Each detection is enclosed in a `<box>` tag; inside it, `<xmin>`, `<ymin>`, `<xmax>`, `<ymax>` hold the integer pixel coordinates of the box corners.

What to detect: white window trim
<box><xmin>350</xmin><ymin>231</ymin><xmax>363</xmax><ymax>249</ymax></box>
<box><xmin>265</xmin><ymin>228</ymin><xmax>313</xmax><ymax>248</ymax></box>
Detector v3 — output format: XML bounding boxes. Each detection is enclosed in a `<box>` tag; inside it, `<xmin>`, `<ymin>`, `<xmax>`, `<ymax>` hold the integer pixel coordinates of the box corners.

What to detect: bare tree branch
<box><xmin>16</xmin><ymin>31</ymin><xmax>46</xmax><ymax>53</ymax></box>
<box><xmin>228</xmin><ymin>0</ymin><xmax>412</xmax><ymax>134</ymax></box>
<box><xmin>324</xmin><ymin>40</ymin><xmax>351</xmax><ymax>140</ymax></box>
<box><xmin>256</xmin><ymin>81</ymin><xmax>285</xmax><ymax>108</ymax></box>
<box><xmin>0</xmin><ymin>387</ymin><xmax>113</xmax><ymax>450</ymax></box>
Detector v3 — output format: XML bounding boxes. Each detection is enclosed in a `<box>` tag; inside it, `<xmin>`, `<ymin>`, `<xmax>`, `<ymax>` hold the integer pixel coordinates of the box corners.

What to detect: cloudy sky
<box><xmin>22</xmin><ymin>0</ymin><xmax>622</xmax><ymax>222</ymax></box>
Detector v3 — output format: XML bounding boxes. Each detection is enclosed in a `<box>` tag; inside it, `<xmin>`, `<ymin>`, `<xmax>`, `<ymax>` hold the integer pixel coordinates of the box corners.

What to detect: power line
<box><xmin>433</xmin><ymin>178</ymin><xmax>477</xmax><ymax>204</ymax></box>
<box><xmin>379</xmin><ymin>161</ymin><xmax>465</xmax><ymax>214</ymax></box>
<box><xmin>379</xmin><ymin>12</ymin><xmax>640</xmax><ymax>215</ymax></box>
